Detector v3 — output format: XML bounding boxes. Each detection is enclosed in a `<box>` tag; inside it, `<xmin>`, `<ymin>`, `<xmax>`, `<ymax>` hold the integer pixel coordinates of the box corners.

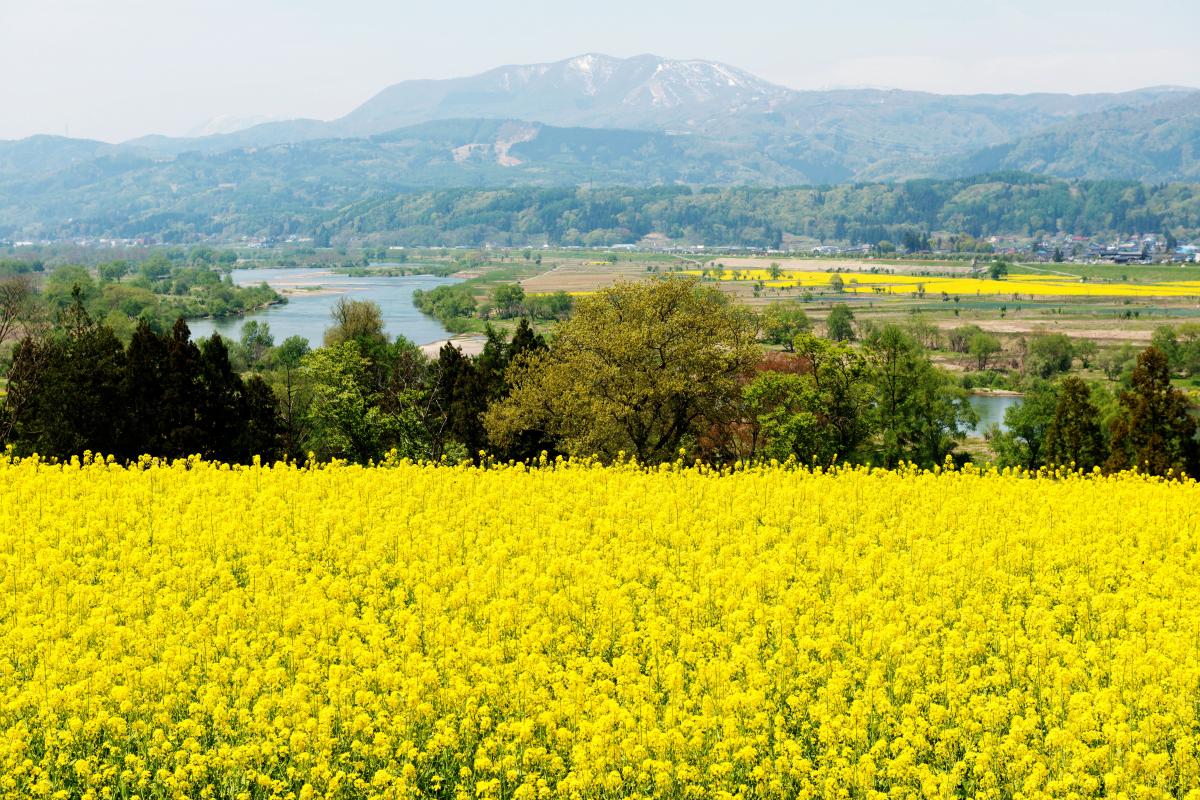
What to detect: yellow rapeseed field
<box><xmin>685</xmin><ymin>268</ymin><xmax>1200</xmax><ymax>298</ymax></box>
<box><xmin>3</xmin><ymin>455</ymin><xmax>1200</xmax><ymax>799</ymax></box>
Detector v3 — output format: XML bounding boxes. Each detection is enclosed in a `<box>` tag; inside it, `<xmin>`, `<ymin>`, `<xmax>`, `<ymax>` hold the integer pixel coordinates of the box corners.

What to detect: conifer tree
<box><xmin>1106</xmin><ymin>347</ymin><xmax>1198</xmax><ymax>476</ymax></box>
<box><xmin>1044</xmin><ymin>376</ymin><xmax>1107</xmax><ymax>471</ymax></box>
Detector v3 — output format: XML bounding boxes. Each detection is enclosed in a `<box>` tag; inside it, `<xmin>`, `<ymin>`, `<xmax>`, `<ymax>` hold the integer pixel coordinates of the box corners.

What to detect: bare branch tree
<box><xmin>0</xmin><ymin>275</ymin><xmax>34</xmax><ymax>345</ymax></box>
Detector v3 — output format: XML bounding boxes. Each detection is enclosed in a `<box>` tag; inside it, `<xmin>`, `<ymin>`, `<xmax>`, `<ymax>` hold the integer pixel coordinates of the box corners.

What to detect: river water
<box><xmin>966</xmin><ymin>394</ymin><xmax>1022</xmax><ymax>436</ymax></box>
<box><xmin>187</xmin><ymin>268</ymin><xmax>460</xmax><ymax>346</ymax></box>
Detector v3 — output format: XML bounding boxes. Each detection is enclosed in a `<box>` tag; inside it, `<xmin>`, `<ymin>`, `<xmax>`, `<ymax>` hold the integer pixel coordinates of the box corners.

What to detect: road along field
<box><xmin>2</xmin><ymin>456</ymin><xmax>1199</xmax><ymax>798</ymax></box>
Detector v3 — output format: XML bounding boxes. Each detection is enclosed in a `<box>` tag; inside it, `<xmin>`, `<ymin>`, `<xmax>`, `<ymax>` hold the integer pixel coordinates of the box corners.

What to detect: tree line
<box><xmin>1</xmin><ymin>289</ymin><xmax>279</xmax><ymax>462</ymax></box>
<box><xmin>322</xmin><ymin>176</ymin><xmax>1200</xmax><ymax>248</ymax></box>
<box><xmin>1</xmin><ymin>278</ymin><xmax>1195</xmax><ymax>475</ymax></box>
<box><xmin>987</xmin><ymin>350</ymin><xmax>1199</xmax><ymax>476</ymax></box>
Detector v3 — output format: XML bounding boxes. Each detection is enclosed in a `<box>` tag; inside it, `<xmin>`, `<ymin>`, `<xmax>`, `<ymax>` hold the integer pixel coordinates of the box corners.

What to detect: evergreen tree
<box><xmin>498</xmin><ymin>319</ymin><xmax>554</xmax><ymax>461</ymax></box>
<box><xmin>506</xmin><ymin>318</ymin><xmax>546</xmax><ymax>363</ymax></box>
<box><xmin>123</xmin><ymin>320</ymin><xmax>170</xmax><ymax>456</ymax></box>
<box><xmin>1044</xmin><ymin>376</ymin><xmax>1107</xmax><ymax>471</ymax></box>
<box><xmin>1106</xmin><ymin>347</ymin><xmax>1198</xmax><ymax>477</ymax></box>
<box><xmin>434</xmin><ymin>343</ymin><xmax>487</xmax><ymax>457</ymax></box>
<box><xmin>237</xmin><ymin>375</ymin><xmax>284</xmax><ymax>463</ymax></box>
<box><xmin>198</xmin><ymin>335</ymin><xmax>246</xmax><ymax>461</ymax></box>
<box><xmin>475</xmin><ymin>325</ymin><xmax>511</xmax><ymax>400</ymax></box>
<box><xmin>8</xmin><ymin>291</ymin><xmax>128</xmax><ymax>458</ymax></box>
<box><xmin>162</xmin><ymin>319</ymin><xmax>205</xmax><ymax>457</ymax></box>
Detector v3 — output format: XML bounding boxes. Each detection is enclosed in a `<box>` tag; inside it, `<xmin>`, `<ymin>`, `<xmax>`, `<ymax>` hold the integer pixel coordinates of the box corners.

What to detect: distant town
<box><xmin>5</xmin><ymin>230</ymin><xmax>1198</xmax><ymax>265</ymax></box>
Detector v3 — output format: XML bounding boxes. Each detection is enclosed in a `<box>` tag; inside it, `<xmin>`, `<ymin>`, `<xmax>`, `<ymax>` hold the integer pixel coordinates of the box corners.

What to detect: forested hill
<box><xmin>16</xmin><ymin>175</ymin><xmax>1192</xmax><ymax>247</ymax></box>
<box><xmin>3</xmin><ymin>54</ymin><xmax>1200</xmax><ymax>244</ymax></box>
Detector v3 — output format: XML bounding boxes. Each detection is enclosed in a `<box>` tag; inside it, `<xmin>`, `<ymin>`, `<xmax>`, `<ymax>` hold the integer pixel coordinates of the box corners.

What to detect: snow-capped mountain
<box><xmin>117</xmin><ymin>53</ymin><xmax>1194</xmax><ymax>166</ymax></box>
<box><xmin>331</xmin><ymin>53</ymin><xmax>790</xmax><ymax>136</ymax></box>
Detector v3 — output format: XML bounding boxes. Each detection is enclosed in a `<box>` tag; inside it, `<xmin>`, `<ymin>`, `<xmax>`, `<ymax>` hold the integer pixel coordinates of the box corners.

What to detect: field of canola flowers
<box><xmin>2</xmin><ymin>456</ymin><xmax>1200</xmax><ymax>800</ymax></box>
<box><xmin>685</xmin><ymin>268</ymin><xmax>1200</xmax><ymax>298</ymax></box>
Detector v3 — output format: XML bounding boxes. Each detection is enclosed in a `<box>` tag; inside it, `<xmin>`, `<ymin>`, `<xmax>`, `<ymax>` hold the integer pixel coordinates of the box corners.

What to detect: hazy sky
<box><xmin>2</xmin><ymin>0</ymin><xmax>1196</xmax><ymax>142</ymax></box>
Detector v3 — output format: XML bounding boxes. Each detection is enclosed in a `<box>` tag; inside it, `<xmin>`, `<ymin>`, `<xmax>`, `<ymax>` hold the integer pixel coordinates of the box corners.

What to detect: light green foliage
<box><xmin>300</xmin><ymin>342</ymin><xmax>427</xmax><ymax>463</ymax></box>
<box><xmin>1098</xmin><ymin>344</ymin><xmax>1138</xmax><ymax>382</ymax></box>
<box><xmin>760</xmin><ymin>302</ymin><xmax>812</xmax><ymax>350</ymax></box>
<box><xmin>524</xmin><ymin>291</ymin><xmax>573</xmax><ymax>321</ymax></box>
<box><xmin>968</xmin><ymin>331</ymin><xmax>1002</xmax><ymax>370</ymax></box>
<box><xmin>987</xmin><ymin>381</ymin><xmax>1059</xmax><ymax>469</ymax></box>
<box><xmin>1026</xmin><ymin>333</ymin><xmax>1074</xmax><ymax>379</ymax></box>
<box><xmin>826</xmin><ymin>304</ymin><xmax>855</xmax><ymax>342</ymax></box>
<box><xmin>865</xmin><ymin>324</ymin><xmax>977</xmax><ymax>467</ymax></box>
<box><xmin>485</xmin><ymin>278</ymin><xmax>760</xmax><ymax>463</ymax></box>
<box><xmin>1153</xmin><ymin>323</ymin><xmax>1200</xmax><ymax>375</ymax></box>
<box><xmin>948</xmin><ymin>324</ymin><xmax>984</xmax><ymax>354</ymax></box>
<box><xmin>240</xmin><ymin>321</ymin><xmax>275</xmax><ymax>369</ymax></box>
<box><xmin>324</xmin><ymin>298</ymin><xmax>386</xmax><ymax>348</ymax></box>
<box><xmin>742</xmin><ymin>371</ymin><xmax>828</xmax><ymax>465</ymax></box>
<box><xmin>412</xmin><ymin>284</ymin><xmax>477</xmax><ymax>324</ymax></box>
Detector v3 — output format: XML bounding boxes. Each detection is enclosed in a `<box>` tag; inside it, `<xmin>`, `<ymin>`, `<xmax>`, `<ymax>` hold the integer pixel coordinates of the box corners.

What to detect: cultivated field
<box><xmin>3</xmin><ymin>456</ymin><xmax>1199</xmax><ymax>798</ymax></box>
<box><xmin>509</xmin><ymin>253</ymin><xmax>1200</xmax><ymax>348</ymax></box>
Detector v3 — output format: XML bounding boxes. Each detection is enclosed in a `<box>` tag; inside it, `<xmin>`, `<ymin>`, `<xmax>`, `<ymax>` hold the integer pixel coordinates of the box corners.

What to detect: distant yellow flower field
<box><xmin>2</xmin><ymin>456</ymin><xmax>1199</xmax><ymax>798</ymax></box>
<box><xmin>686</xmin><ymin>268</ymin><xmax>1200</xmax><ymax>298</ymax></box>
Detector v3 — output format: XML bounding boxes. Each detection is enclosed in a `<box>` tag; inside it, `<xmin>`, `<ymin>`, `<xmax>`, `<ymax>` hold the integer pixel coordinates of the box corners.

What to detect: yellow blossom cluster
<box><xmin>2</xmin><ymin>455</ymin><xmax>1200</xmax><ymax>799</ymax></box>
<box><xmin>684</xmin><ymin>268</ymin><xmax>1200</xmax><ymax>298</ymax></box>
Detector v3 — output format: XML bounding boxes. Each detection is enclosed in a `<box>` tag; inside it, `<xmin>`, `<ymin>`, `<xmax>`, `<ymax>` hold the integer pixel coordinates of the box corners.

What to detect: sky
<box><xmin>1</xmin><ymin>0</ymin><xmax>1196</xmax><ymax>142</ymax></box>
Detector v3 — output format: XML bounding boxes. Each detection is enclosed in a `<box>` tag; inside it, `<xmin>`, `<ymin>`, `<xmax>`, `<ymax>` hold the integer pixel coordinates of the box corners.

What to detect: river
<box><xmin>187</xmin><ymin>268</ymin><xmax>460</xmax><ymax>346</ymax></box>
<box><xmin>966</xmin><ymin>393</ymin><xmax>1022</xmax><ymax>437</ymax></box>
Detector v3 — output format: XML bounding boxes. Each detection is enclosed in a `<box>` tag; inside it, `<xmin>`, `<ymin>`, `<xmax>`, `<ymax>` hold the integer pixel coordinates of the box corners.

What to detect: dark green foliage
<box><xmin>826</xmin><ymin>305</ymin><xmax>856</xmax><ymax>342</ymax></box>
<box><xmin>1044</xmin><ymin>377</ymin><xmax>1107</xmax><ymax>471</ymax></box>
<box><xmin>490</xmin><ymin>284</ymin><xmax>525</xmax><ymax>318</ymax></box>
<box><xmin>433</xmin><ymin>343</ymin><xmax>488</xmax><ymax>458</ymax></box>
<box><xmin>123</xmin><ymin>319</ymin><xmax>173</xmax><ymax>455</ymax></box>
<box><xmin>432</xmin><ymin>320</ymin><xmax>552</xmax><ymax>462</ymax></box>
<box><xmin>8</xmin><ymin>172</ymin><xmax>1200</xmax><ymax>246</ymax></box>
<box><xmin>8</xmin><ymin>294</ymin><xmax>127</xmax><ymax>458</ymax></box>
<box><xmin>1026</xmin><ymin>333</ymin><xmax>1075</xmax><ymax>379</ymax></box>
<box><xmin>1106</xmin><ymin>347</ymin><xmax>1199</xmax><ymax>476</ymax></box>
<box><xmin>987</xmin><ymin>381</ymin><xmax>1059</xmax><ymax>469</ymax></box>
<box><xmin>865</xmin><ymin>324</ymin><xmax>976</xmax><ymax>468</ymax></box>
<box><xmin>3</xmin><ymin>309</ymin><xmax>283</xmax><ymax>463</ymax></box>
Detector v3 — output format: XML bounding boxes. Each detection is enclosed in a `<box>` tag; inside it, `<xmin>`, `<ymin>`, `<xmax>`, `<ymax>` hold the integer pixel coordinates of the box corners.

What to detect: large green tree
<box><xmin>1106</xmin><ymin>347</ymin><xmax>1198</xmax><ymax>476</ymax></box>
<box><xmin>1043</xmin><ymin>376</ymin><xmax>1107</xmax><ymax>471</ymax></box>
<box><xmin>865</xmin><ymin>324</ymin><xmax>976</xmax><ymax>467</ymax></box>
<box><xmin>987</xmin><ymin>381</ymin><xmax>1058</xmax><ymax>469</ymax></box>
<box><xmin>825</xmin><ymin>304</ymin><xmax>856</xmax><ymax>342</ymax></box>
<box><xmin>741</xmin><ymin>334</ymin><xmax>873</xmax><ymax>465</ymax></box>
<box><xmin>760</xmin><ymin>302</ymin><xmax>812</xmax><ymax>350</ymax></box>
<box><xmin>485</xmin><ymin>278</ymin><xmax>760</xmax><ymax>463</ymax></box>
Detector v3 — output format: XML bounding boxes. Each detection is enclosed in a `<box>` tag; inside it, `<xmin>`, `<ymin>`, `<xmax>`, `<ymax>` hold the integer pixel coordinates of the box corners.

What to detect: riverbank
<box><xmin>969</xmin><ymin>388</ymin><xmax>1024</xmax><ymax>397</ymax></box>
<box><xmin>186</xmin><ymin>268</ymin><xmax>461</xmax><ymax>346</ymax></box>
<box><xmin>419</xmin><ymin>335</ymin><xmax>488</xmax><ymax>359</ymax></box>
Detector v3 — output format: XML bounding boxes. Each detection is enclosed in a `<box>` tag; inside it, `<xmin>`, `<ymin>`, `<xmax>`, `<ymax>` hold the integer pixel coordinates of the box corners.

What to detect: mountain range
<box><xmin>1</xmin><ymin>53</ymin><xmax>1198</xmax><ymax>239</ymax></box>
